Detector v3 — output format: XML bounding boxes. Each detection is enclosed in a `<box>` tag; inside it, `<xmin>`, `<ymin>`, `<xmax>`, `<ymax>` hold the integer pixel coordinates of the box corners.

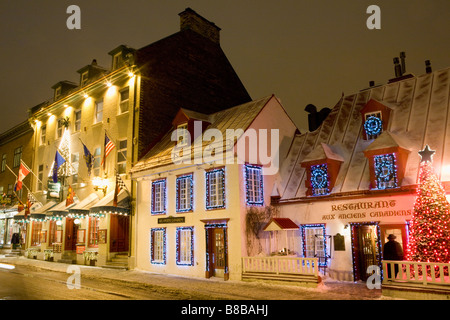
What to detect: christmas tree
<box><xmin>407</xmin><ymin>145</ymin><xmax>450</xmax><ymax>263</ymax></box>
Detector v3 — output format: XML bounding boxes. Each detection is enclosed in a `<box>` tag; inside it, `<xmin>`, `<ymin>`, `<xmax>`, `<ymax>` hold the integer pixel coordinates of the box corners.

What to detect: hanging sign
<box><xmin>47</xmin><ymin>181</ymin><xmax>61</xmax><ymax>200</ymax></box>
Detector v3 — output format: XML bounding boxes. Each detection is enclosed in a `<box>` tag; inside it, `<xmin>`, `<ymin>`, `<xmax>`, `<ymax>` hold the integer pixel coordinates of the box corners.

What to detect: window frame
<box><xmin>94</xmin><ymin>100</ymin><xmax>103</xmax><ymax>124</ymax></box>
<box><xmin>176</xmin><ymin>227</ymin><xmax>194</xmax><ymax>266</ymax></box>
<box><xmin>150</xmin><ymin>228</ymin><xmax>166</xmax><ymax>264</ymax></box>
<box><xmin>74</xmin><ymin>109</ymin><xmax>82</xmax><ymax>132</ymax></box>
<box><xmin>373</xmin><ymin>153</ymin><xmax>398</xmax><ymax>190</ymax></box>
<box><xmin>151</xmin><ymin>179</ymin><xmax>166</xmax><ymax>215</ymax></box>
<box><xmin>40</xmin><ymin>125</ymin><xmax>46</xmax><ymax>146</ymax></box>
<box><xmin>13</xmin><ymin>146</ymin><xmax>22</xmax><ymax>168</ymax></box>
<box><xmin>88</xmin><ymin>217</ymin><xmax>99</xmax><ymax>248</ymax></box>
<box><xmin>310</xmin><ymin>163</ymin><xmax>330</xmax><ymax>196</ymax></box>
<box><xmin>205</xmin><ymin>168</ymin><xmax>225</xmax><ymax>210</ymax></box>
<box><xmin>118</xmin><ymin>87</ymin><xmax>130</xmax><ymax>114</ymax></box>
<box><xmin>245</xmin><ymin>164</ymin><xmax>264</xmax><ymax>206</ymax></box>
<box><xmin>117</xmin><ymin>139</ymin><xmax>127</xmax><ymax>174</ymax></box>
<box><xmin>176</xmin><ymin>174</ymin><xmax>193</xmax><ymax>213</ymax></box>
<box><xmin>301</xmin><ymin>224</ymin><xmax>327</xmax><ymax>266</ymax></box>
<box><xmin>1</xmin><ymin>154</ymin><xmax>6</xmax><ymax>172</ymax></box>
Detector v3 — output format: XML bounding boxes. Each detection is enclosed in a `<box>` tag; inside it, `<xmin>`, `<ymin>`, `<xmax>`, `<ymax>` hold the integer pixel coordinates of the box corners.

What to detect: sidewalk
<box><xmin>0</xmin><ymin>255</ymin><xmax>390</xmax><ymax>300</ymax></box>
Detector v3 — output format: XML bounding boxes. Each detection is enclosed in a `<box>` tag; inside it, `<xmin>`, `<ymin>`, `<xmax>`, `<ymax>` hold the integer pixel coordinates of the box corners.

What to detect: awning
<box><xmin>13</xmin><ymin>202</ymin><xmax>43</xmax><ymax>221</ymax></box>
<box><xmin>263</xmin><ymin>218</ymin><xmax>299</xmax><ymax>231</ymax></box>
<box><xmin>89</xmin><ymin>189</ymin><xmax>129</xmax><ymax>216</ymax></box>
<box><xmin>31</xmin><ymin>201</ymin><xmax>57</xmax><ymax>219</ymax></box>
<box><xmin>68</xmin><ymin>193</ymin><xmax>100</xmax><ymax>216</ymax></box>
<box><xmin>46</xmin><ymin>197</ymin><xmax>79</xmax><ymax>217</ymax></box>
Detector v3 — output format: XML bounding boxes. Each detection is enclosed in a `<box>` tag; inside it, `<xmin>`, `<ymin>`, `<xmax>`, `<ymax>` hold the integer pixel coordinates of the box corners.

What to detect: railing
<box><xmin>382</xmin><ymin>260</ymin><xmax>450</xmax><ymax>287</ymax></box>
<box><xmin>242</xmin><ymin>256</ymin><xmax>319</xmax><ymax>277</ymax></box>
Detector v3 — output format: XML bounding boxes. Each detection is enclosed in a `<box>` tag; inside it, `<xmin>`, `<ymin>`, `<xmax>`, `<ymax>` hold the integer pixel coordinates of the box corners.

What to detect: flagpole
<box><xmin>5</xmin><ymin>164</ymin><xmax>42</xmax><ymax>206</ymax></box>
<box><xmin>20</xmin><ymin>160</ymin><xmax>44</xmax><ymax>187</ymax></box>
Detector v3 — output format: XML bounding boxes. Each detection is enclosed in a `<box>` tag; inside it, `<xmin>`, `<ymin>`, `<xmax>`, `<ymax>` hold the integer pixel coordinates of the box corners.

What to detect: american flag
<box><xmin>101</xmin><ymin>133</ymin><xmax>115</xmax><ymax>167</ymax></box>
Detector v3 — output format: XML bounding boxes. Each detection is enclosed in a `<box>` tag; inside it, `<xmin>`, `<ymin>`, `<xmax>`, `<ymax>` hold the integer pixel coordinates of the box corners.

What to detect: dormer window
<box><xmin>177</xmin><ymin>123</ymin><xmax>189</xmax><ymax>146</ymax></box>
<box><xmin>360</xmin><ymin>99</ymin><xmax>392</xmax><ymax>141</ymax></box>
<box><xmin>363</xmin><ymin>131</ymin><xmax>410</xmax><ymax>190</ymax></box>
<box><xmin>81</xmin><ymin>71</ymin><xmax>89</xmax><ymax>87</ymax></box>
<box><xmin>300</xmin><ymin>143</ymin><xmax>344</xmax><ymax>197</ymax></box>
<box><xmin>373</xmin><ymin>153</ymin><xmax>398</xmax><ymax>189</ymax></box>
<box><xmin>54</xmin><ymin>87</ymin><xmax>62</xmax><ymax>101</ymax></box>
<box><xmin>364</xmin><ymin>112</ymin><xmax>383</xmax><ymax>140</ymax></box>
<box><xmin>310</xmin><ymin>164</ymin><xmax>329</xmax><ymax>196</ymax></box>
<box><xmin>113</xmin><ymin>52</ymin><xmax>123</xmax><ymax>70</ymax></box>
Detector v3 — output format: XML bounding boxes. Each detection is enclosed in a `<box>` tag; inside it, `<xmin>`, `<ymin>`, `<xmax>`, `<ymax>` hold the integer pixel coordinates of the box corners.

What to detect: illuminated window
<box><xmin>74</xmin><ymin>110</ymin><xmax>81</xmax><ymax>132</ymax></box>
<box><xmin>245</xmin><ymin>164</ymin><xmax>264</xmax><ymax>206</ymax></box>
<box><xmin>93</xmin><ymin>147</ymin><xmax>101</xmax><ymax>176</ymax></box>
<box><xmin>31</xmin><ymin>221</ymin><xmax>42</xmax><ymax>246</ymax></box>
<box><xmin>364</xmin><ymin>112</ymin><xmax>383</xmax><ymax>140</ymax></box>
<box><xmin>40</xmin><ymin>125</ymin><xmax>46</xmax><ymax>145</ymax></box>
<box><xmin>176</xmin><ymin>174</ymin><xmax>193</xmax><ymax>212</ymax></box>
<box><xmin>117</xmin><ymin>139</ymin><xmax>127</xmax><ymax>174</ymax></box>
<box><xmin>206</xmin><ymin>168</ymin><xmax>225</xmax><ymax>209</ymax></box>
<box><xmin>176</xmin><ymin>227</ymin><xmax>194</xmax><ymax>266</ymax></box>
<box><xmin>374</xmin><ymin>153</ymin><xmax>398</xmax><ymax>189</ymax></box>
<box><xmin>151</xmin><ymin>179</ymin><xmax>166</xmax><ymax>214</ymax></box>
<box><xmin>301</xmin><ymin>224</ymin><xmax>327</xmax><ymax>266</ymax></box>
<box><xmin>88</xmin><ymin>217</ymin><xmax>99</xmax><ymax>247</ymax></box>
<box><xmin>94</xmin><ymin>100</ymin><xmax>103</xmax><ymax>124</ymax></box>
<box><xmin>177</xmin><ymin>123</ymin><xmax>188</xmax><ymax>146</ymax></box>
<box><xmin>151</xmin><ymin>228</ymin><xmax>166</xmax><ymax>264</ymax></box>
<box><xmin>119</xmin><ymin>88</ymin><xmax>129</xmax><ymax>114</ymax></box>
<box><xmin>56</xmin><ymin>118</ymin><xmax>63</xmax><ymax>139</ymax></box>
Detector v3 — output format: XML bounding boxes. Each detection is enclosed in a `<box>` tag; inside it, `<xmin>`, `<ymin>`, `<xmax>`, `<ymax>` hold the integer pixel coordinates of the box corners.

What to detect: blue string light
<box><xmin>244</xmin><ymin>164</ymin><xmax>264</xmax><ymax>206</ymax></box>
<box><xmin>310</xmin><ymin>164</ymin><xmax>329</xmax><ymax>196</ymax></box>
<box><xmin>176</xmin><ymin>226</ymin><xmax>194</xmax><ymax>266</ymax></box>
<box><xmin>150</xmin><ymin>227</ymin><xmax>166</xmax><ymax>265</ymax></box>
<box><xmin>364</xmin><ymin>115</ymin><xmax>383</xmax><ymax>138</ymax></box>
<box><xmin>374</xmin><ymin>153</ymin><xmax>398</xmax><ymax>189</ymax></box>
<box><xmin>176</xmin><ymin>174</ymin><xmax>194</xmax><ymax>213</ymax></box>
<box><xmin>205</xmin><ymin>168</ymin><xmax>226</xmax><ymax>210</ymax></box>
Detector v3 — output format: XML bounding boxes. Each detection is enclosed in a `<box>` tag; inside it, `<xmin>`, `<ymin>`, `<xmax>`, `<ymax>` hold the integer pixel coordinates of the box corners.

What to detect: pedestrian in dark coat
<box><xmin>383</xmin><ymin>234</ymin><xmax>404</xmax><ymax>279</ymax></box>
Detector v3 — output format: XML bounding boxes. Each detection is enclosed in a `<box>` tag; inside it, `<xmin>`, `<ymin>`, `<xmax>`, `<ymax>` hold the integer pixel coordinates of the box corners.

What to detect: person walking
<box><xmin>383</xmin><ymin>234</ymin><xmax>404</xmax><ymax>279</ymax></box>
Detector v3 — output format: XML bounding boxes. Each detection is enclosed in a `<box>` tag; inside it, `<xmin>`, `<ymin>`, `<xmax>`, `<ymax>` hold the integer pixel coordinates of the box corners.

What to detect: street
<box><xmin>0</xmin><ymin>256</ymin><xmax>387</xmax><ymax>301</ymax></box>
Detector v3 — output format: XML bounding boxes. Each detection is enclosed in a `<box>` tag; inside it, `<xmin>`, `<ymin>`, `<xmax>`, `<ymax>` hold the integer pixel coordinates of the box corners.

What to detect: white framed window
<box><xmin>74</xmin><ymin>110</ymin><xmax>81</xmax><ymax>132</ymax></box>
<box><xmin>119</xmin><ymin>88</ymin><xmax>129</xmax><ymax>114</ymax></box>
<box><xmin>38</xmin><ymin>164</ymin><xmax>43</xmax><ymax>191</ymax></box>
<box><xmin>117</xmin><ymin>139</ymin><xmax>127</xmax><ymax>174</ymax></box>
<box><xmin>245</xmin><ymin>164</ymin><xmax>263</xmax><ymax>206</ymax></box>
<box><xmin>177</xmin><ymin>123</ymin><xmax>189</xmax><ymax>146</ymax></box>
<box><xmin>113</xmin><ymin>53</ymin><xmax>123</xmax><ymax>70</ymax></box>
<box><xmin>71</xmin><ymin>153</ymin><xmax>79</xmax><ymax>183</ymax></box>
<box><xmin>176</xmin><ymin>174</ymin><xmax>193</xmax><ymax>212</ymax></box>
<box><xmin>364</xmin><ymin>111</ymin><xmax>383</xmax><ymax>140</ymax></box>
<box><xmin>56</xmin><ymin>118</ymin><xmax>63</xmax><ymax>139</ymax></box>
<box><xmin>151</xmin><ymin>179</ymin><xmax>166</xmax><ymax>214</ymax></box>
<box><xmin>55</xmin><ymin>87</ymin><xmax>61</xmax><ymax>100</ymax></box>
<box><xmin>206</xmin><ymin>168</ymin><xmax>225</xmax><ymax>209</ymax></box>
<box><xmin>301</xmin><ymin>224</ymin><xmax>327</xmax><ymax>266</ymax></box>
<box><xmin>176</xmin><ymin>227</ymin><xmax>194</xmax><ymax>266</ymax></box>
<box><xmin>151</xmin><ymin>228</ymin><xmax>166</xmax><ymax>264</ymax></box>
<box><xmin>94</xmin><ymin>100</ymin><xmax>103</xmax><ymax>124</ymax></box>
<box><xmin>40</xmin><ymin>125</ymin><xmax>46</xmax><ymax>145</ymax></box>
<box><xmin>93</xmin><ymin>147</ymin><xmax>101</xmax><ymax>176</ymax></box>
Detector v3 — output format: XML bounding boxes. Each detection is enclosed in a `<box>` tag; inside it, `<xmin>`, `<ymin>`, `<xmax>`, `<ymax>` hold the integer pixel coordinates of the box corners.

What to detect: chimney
<box><xmin>425</xmin><ymin>60</ymin><xmax>432</xmax><ymax>74</ymax></box>
<box><xmin>400</xmin><ymin>51</ymin><xmax>406</xmax><ymax>74</ymax></box>
<box><xmin>369</xmin><ymin>80</ymin><xmax>375</xmax><ymax>87</ymax></box>
<box><xmin>179</xmin><ymin>8</ymin><xmax>221</xmax><ymax>44</ymax></box>
<box><xmin>393</xmin><ymin>57</ymin><xmax>402</xmax><ymax>77</ymax></box>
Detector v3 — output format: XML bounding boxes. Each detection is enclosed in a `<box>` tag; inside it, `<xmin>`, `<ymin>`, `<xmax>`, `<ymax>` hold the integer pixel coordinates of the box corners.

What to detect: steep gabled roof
<box><xmin>279</xmin><ymin>67</ymin><xmax>450</xmax><ymax>200</ymax></box>
<box><xmin>131</xmin><ymin>95</ymin><xmax>275</xmax><ymax>172</ymax></box>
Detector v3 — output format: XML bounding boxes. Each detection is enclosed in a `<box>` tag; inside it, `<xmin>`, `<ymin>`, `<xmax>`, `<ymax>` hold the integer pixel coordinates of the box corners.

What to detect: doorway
<box><xmin>205</xmin><ymin>224</ymin><xmax>228</xmax><ymax>280</ymax></box>
<box><xmin>64</xmin><ymin>217</ymin><xmax>78</xmax><ymax>251</ymax></box>
<box><xmin>350</xmin><ymin>223</ymin><xmax>381</xmax><ymax>281</ymax></box>
<box><xmin>110</xmin><ymin>214</ymin><xmax>129</xmax><ymax>253</ymax></box>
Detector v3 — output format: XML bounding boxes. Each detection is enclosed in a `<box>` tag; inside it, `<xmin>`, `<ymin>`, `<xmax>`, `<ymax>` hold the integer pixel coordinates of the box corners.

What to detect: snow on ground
<box><xmin>0</xmin><ymin>255</ymin><xmax>392</xmax><ymax>300</ymax></box>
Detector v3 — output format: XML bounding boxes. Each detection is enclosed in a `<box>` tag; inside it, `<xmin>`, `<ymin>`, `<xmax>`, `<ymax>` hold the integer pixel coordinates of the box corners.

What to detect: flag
<box><xmin>66</xmin><ymin>185</ymin><xmax>75</xmax><ymax>206</ymax></box>
<box><xmin>14</xmin><ymin>162</ymin><xmax>30</xmax><ymax>191</ymax></box>
<box><xmin>52</xmin><ymin>150</ymin><xmax>66</xmax><ymax>183</ymax></box>
<box><xmin>101</xmin><ymin>133</ymin><xmax>115</xmax><ymax>168</ymax></box>
<box><xmin>113</xmin><ymin>172</ymin><xmax>127</xmax><ymax>207</ymax></box>
<box><xmin>81</xmin><ymin>140</ymin><xmax>94</xmax><ymax>176</ymax></box>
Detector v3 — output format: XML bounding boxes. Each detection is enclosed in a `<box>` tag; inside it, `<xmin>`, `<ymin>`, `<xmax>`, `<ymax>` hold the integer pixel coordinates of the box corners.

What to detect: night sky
<box><xmin>1</xmin><ymin>0</ymin><xmax>449</xmax><ymax>133</ymax></box>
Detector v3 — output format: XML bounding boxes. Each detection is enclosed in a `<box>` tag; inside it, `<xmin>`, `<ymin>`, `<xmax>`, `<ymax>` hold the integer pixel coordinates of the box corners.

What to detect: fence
<box><xmin>242</xmin><ymin>256</ymin><xmax>319</xmax><ymax>284</ymax></box>
<box><xmin>382</xmin><ymin>260</ymin><xmax>450</xmax><ymax>286</ymax></box>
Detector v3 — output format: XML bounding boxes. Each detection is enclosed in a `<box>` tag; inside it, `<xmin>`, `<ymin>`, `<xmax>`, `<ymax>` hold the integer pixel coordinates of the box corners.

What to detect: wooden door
<box><xmin>205</xmin><ymin>227</ymin><xmax>228</xmax><ymax>278</ymax></box>
<box><xmin>212</xmin><ymin>228</ymin><xmax>225</xmax><ymax>273</ymax></box>
<box><xmin>110</xmin><ymin>214</ymin><xmax>129</xmax><ymax>252</ymax></box>
<box><xmin>64</xmin><ymin>217</ymin><xmax>78</xmax><ymax>251</ymax></box>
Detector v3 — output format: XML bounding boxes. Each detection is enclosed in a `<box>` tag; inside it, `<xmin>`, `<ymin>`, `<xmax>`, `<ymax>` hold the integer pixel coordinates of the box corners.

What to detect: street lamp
<box><xmin>92</xmin><ymin>176</ymin><xmax>109</xmax><ymax>195</ymax></box>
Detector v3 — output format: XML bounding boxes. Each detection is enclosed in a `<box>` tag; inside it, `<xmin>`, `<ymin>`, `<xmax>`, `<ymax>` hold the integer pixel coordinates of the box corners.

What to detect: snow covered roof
<box><xmin>279</xmin><ymin>67</ymin><xmax>450</xmax><ymax>201</ymax></box>
<box><xmin>131</xmin><ymin>95</ymin><xmax>275</xmax><ymax>172</ymax></box>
